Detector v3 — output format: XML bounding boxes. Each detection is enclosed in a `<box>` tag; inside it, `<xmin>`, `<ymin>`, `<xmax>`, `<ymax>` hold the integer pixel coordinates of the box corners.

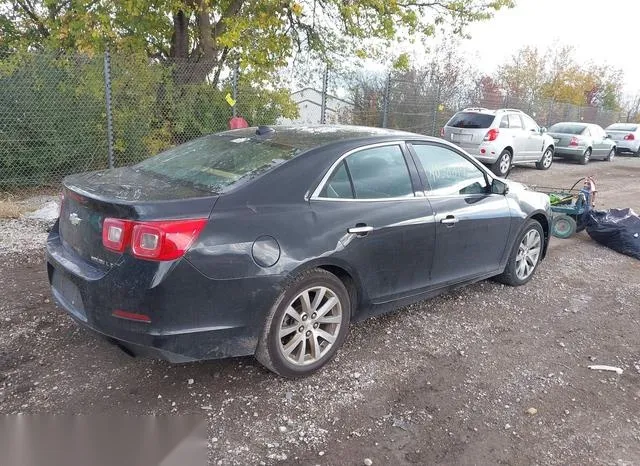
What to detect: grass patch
<box><xmin>0</xmin><ymin>200</ymin><xmax>27</xmax><ymax>219</ymax></box>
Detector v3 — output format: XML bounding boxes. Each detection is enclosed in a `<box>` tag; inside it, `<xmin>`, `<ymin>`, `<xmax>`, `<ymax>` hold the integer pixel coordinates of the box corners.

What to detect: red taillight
<box><xmin>440</xmin><ymin>127</ymin><xmax>445</xmax><ymax>137</ymax></box>
<box><xmin>483</xmin><ymin>128</ymin><xmax>499</xmax><ymax>142</ymax></box>
<box><xmin>112</xmin><ymin>310</ymin><xmax>151</xmax><ymax>323</ymax></box>
<box><xmin>569</xmin><ymin>136</ymin><xmax>579</xmax><ymax>146</ymax></box>
<box><xmin>624</xmin><ymin>133</ymin><xmax>635</xmax><ymax>140</ymax></box>
<box><xmin>102</xmin><ymin>217</ymin><xmax>206</xmax><ymax>261</ymax></box>
<box><xmin>102</xmin><ymin>218</ymin><xmax>132</xmax><ymax>253</ymax></box>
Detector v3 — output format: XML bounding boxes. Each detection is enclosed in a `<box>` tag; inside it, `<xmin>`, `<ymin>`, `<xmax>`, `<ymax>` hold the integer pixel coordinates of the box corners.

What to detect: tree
<box><xmin>621</xmin><ymin>93</ymin><xmax>640</xmax><ymax>123</ymax></box>
<box><xmin>471</xmin><ymin>75</ymin><xmax>503</xmax><ymax>108</ymax></box>
<box><xmin>2</xmin><ymin>0</ymin><xmax>514</xmax><ymax>85</ymax></box>
<box><xmin>498</xmin><ymin>46</ymin><xmax>546</xmax><ymax>110</ymax></box>
<box><xmin>494</xmin><ymin>43</ymin><xmax>624</xmax><ymax>111</ymax></box>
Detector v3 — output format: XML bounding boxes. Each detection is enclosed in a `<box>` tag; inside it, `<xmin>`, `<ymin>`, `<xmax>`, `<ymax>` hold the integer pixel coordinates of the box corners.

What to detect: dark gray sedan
<box><xmin>547</xmin><ymin>122</ymin><xmax>616</xmax><ymax>164</ymax></box>
<box><xmin>46</xmin><ymin>126</ymin><xmax>551</xmax><ymax>378</ymax></box>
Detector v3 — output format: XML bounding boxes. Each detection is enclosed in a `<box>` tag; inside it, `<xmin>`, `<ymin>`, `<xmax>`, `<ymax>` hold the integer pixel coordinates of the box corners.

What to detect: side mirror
<box><xmin>540</xmin><ymin>127</ymin><xmax>547</xmax><ymax>134</ymax></box>
<box><xmin>491</xmin><ymin>178</ymin><xmax>509</xmax><ymax>195</ymax></box>
<box><xmin>605</xmin><ymin>134</ymin><xmax>611</xmax><ymax>139</ymax></box>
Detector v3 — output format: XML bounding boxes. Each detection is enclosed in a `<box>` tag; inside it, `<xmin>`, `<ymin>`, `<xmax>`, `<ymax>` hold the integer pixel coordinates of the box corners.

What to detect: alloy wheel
<box><xmin>542</xmin><ymin>149</ymin><xmax>553</xmax><ymax>168</ymax></box>
<box><xmin>277</xmin><ymin>286</ymin><xmax>343</xmax><ymax>366</ymax></box>
<box><xmin>499</xmin><ymin>153</ymin><xmax>511</xmax><ymax>175</ymax></box>
<box><xmin>515</xmin><ymin>229</ymin><xmax>541</xmax><ymax>280</ymax></box>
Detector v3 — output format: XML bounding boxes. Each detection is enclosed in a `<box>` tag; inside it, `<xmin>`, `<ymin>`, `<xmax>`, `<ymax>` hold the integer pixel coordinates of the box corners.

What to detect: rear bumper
<box><xmin>464</xmin><ymin>145</ymin><xmax>501</xmax><ymax>164</ymax></box>
<box><xmin>46</xmin><ymin>227</ymin><xmax>282</xmax><ymax>362</ymax></box>
<box><xmin>554</xmin><ymin>147</ymin><xmax>585</xmax><ymax>158</ymax></box>
<box><xmin>615</xmin><ymin>140</ymin><xmax>640</xmax><ymax>153</ymax></box>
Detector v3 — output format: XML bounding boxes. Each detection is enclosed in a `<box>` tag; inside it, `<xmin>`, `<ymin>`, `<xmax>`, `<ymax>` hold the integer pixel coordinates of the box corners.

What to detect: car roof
<box><xmin>456</xmin><ymin>108</ymin><xmax>524</xmax><ymax>116</ymax></box>
<box><xmin>217</xmin><ymin>125</ymin><xmax>421</xmax><ymax>151</ymax></box>
<box><xmin>606</xmin><ymin>123</ymin><xmax>638</xmax><ymax>130</ymax></box>
<box><xmin>551</xmin><ymin>122</ymin><xmax>588</xmax><ymax>127</ymax></box>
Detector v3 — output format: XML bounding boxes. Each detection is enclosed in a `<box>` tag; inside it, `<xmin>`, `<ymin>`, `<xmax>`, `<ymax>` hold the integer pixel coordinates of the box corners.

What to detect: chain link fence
<box><xmin>0</xmin><ymin>51</ymin><xmax>628</xmax><ymax>187</ymax></box>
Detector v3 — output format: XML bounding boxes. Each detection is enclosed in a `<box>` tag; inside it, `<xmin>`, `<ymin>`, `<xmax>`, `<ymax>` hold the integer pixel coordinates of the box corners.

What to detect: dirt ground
<box><xmin>1</xmin><ymin>156</ymin><xmax>639</xmax><ymax>465</ymax></box>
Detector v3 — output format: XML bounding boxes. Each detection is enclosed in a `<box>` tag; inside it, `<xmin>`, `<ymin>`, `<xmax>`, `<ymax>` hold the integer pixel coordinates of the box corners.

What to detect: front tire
<box><xmin>491</xmin><ymin>149</ymin><xmax>512</xmax><ymax>177</ymax></box>
<box><xmin>536</xmin><ymin>147</ymin><xmax>554</xmax><ymax>170</ymax></box>
<box><xmin>495</xmin><ymin>220</ymin><xmax>544</xmax><ymax>287</ymax></box>
<box><xmin>606</xmin><ymin>148</ymin><xmax>615</xmax><ymax>162</ymax></box>
<box><xmin>255</xmin><ymin>268</ymin><xmax>351</xmax><ymax>378</ymax></box>
<box><xmin>580</xmin><ymin>148</ymin><xmax>592</xmax><ymax>165</ymax></box>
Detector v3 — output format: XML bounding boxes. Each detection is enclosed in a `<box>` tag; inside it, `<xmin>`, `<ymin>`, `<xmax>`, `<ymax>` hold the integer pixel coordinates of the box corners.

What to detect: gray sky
<box><xmin>459</xmin><ymin>0</ymin><xmax>640</xmax><ymax>94</ymax></box>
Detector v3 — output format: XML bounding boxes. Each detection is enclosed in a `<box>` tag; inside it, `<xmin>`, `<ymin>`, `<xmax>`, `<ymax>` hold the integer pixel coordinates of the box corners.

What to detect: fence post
<box><xmin>431</xmin><ymin>86</ymin><xmax>441</xmax><ymax>136</ymax></box>
<box><xmin>320</xmin><ymin>65</ymin><xmax>329</xmax><ymax>124</ymax></box>
<box><xmin>103</xmin><ymin>49</ymin><xmax>115</xmax><ymax>169</ymax></box>
<box><xmin>382</xmin><ymin>72</ymin><xmax>391</xmax><ymax>128</ymax></box>
<box><xmin>232</xmin><ymin>62</ymin><xmax>239</xmax><ymax>118</ymax></box>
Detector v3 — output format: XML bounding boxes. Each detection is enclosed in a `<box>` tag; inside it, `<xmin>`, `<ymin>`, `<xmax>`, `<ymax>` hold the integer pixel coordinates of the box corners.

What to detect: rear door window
<box><xmin>346</xmin><ymin>146</ymin><xmax>414</xmax><ymax>199</ymax></box>
<box><xmin>508</xmin><ymin>114</ymin><xmax>523</xmax><ymax>129</ymax></box>
<box><xmin>447</xmin><ymin>112</ymin><xmax>494</xmax><ymax>129</ymax></box>
<box><xmin>522</xmin><ymin>115</ymin><xmax>539</xmax><ymax>132</ymax></box>
<box><xmin>319</xmin><ymin>161</ymin><xmax>354</xmax><ymax>199</ymax></box>
<box><xmin>499</xmin><ymin>116</ymin><xmax>509</xmax><ymax>128</ymax></box>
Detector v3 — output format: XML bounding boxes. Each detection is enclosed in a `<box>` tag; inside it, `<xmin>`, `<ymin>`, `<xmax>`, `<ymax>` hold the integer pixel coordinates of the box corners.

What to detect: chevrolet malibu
<box><xmin>47</xmin><ymin>126</ymin><xmax>551</xmax><ymax>378</ymax></box>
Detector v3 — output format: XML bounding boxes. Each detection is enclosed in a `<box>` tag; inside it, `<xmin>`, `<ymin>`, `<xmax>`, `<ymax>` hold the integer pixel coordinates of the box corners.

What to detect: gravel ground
<box><xmin>1</xmin><ymin>157</ymin><xmax>639</xmax><ymax>465</ymax></box>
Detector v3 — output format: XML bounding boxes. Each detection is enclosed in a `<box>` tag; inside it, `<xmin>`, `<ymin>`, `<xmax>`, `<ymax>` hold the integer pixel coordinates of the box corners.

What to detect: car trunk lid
<box><xmin>547</xmin><ymin>132</ymin><xmax>577</xmax><ymax>147</ymax></box>
<box><xmin>606</xmin><ymin>130</ymin><xmax>633</xmax><ymax>142</ymax></box>
<box><xmin>59</xmin><ymin>167</ymin><xmax>217</xmax><ymax>267</ymax></box>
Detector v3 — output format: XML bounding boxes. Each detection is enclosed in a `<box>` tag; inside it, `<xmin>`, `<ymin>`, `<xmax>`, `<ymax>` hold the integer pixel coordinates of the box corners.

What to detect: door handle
<box><xmin>348</xmin><ymin>225</ymin><xmax>374</xmax><ymax>236</ymax></box>
<box><xmin>440</xmin><ymin>216</ymin><xmax>459</xmax><ymax>225</ymax></box>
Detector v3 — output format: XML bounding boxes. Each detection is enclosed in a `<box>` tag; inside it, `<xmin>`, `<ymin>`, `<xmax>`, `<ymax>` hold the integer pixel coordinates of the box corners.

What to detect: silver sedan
<box><xmin>547</xmin><ymin>122</ymin><xmax>616</xmax><ymax>164</ymax></box>
<box><xmin>605</xmin><ymin>123</ymin><xmax>640</xmax><ymax>156</ymax></box>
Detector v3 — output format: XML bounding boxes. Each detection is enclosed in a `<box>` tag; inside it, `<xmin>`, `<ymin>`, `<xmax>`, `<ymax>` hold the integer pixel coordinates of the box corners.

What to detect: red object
<box><xmin>439</xmin><ymin>127</ymin><xmax>445</xmax><ymax>137</ymax></box>
<box><xmin>483</xmin><ymin>128</ymin><xmax>499</xmax><ymax>142</ymax></box>
<box><xmin>102</xmin><ymin>218</ymin><xmax>131</xmax><ymax>253</ymax></box>
<box><xmin>229</xmin><ymin>116</ymin><xmax>249</xmax><ymax>129</ymax></box>
<box><xmin>102</xmin><ymin>218</ymin><xmax>207</xmax><ymax>261</ymax></box>
<box><xmin>480</xmin><ymin>148</ymin><xmax>486</xmax><ymax>154</ymax></box>
<box><xmin>569</xmin><ymin>136</ymin><xmax>579</xmax><ymax>146</ymax></box>
<box><xmin>624</xmin><ymin>133</ymin><xmax>635</xmax><ymax>140</ymax></box>
<box><xmin>112</xmin><ymin>310</ymin><xmax>151</xmax><ymax>323</ymax></box>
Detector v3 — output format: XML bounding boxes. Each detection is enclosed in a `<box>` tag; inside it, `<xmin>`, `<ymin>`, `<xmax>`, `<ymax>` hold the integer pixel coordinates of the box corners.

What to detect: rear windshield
<box><xmin>549</xmin><ymin>124</ymin><xmax>587</xmax><ymax>135</ymax></box>
<box><xmin>447</xmin><ymin>112</ymin><xmax>494</xmax><ymax>129</ymax></box>
<box><xmin>606</xmin><ymin>124</ymin><xmax>638</xmax><ymax>132</ymax></box>
<box><xmin>135</xmin><ymin>134</ymin><xmax>300</xmax><ymax>192</ymax></box>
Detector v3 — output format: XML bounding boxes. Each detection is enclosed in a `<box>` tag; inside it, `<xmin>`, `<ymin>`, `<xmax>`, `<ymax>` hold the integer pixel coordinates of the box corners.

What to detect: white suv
<box><xmin>442</xmin><ymin>108</ymin><xmax>555</xmax><ymax>177</ymax></box>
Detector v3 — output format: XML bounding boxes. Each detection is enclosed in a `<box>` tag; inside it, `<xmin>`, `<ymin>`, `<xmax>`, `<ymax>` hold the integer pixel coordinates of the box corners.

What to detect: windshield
<box><xmin>447</xmin><ymin>112</ymin><xmax>494</xmax><ymax>129</ymax></box>
<box><xmin>606</xmin><ymin>124</ymin><xmax>638</xmax><ymax>132</ymax></box>
<box><xmin>549</xmin><ymin>124</ymin><xmax>587</xmax><ymax>135</ymax></box>
<box><xmin>135</xmin><ymin>134</ymin><xmax>300</xmax><ymax>192</ymax></box>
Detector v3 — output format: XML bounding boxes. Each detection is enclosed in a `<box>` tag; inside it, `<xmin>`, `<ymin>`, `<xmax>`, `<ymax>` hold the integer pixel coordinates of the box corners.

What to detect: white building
<box><xmin>278</xmin><ymin>88</ymin><xmax>353</xmax><ymax>125</ymax></box>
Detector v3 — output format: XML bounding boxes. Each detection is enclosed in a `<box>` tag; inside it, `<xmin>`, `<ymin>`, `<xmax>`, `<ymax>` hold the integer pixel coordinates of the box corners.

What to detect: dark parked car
<box><xmin>47</xmin><ymin>126</ymin><xmax>552</xmax><ymax>378</ymax></box>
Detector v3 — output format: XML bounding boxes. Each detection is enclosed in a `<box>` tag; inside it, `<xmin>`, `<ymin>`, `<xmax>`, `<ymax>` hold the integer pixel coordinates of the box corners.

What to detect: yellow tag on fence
<box><xmin>225</xmin><ymin>93</ymin><xmax>236</xmax><ymax>107</ymax></box>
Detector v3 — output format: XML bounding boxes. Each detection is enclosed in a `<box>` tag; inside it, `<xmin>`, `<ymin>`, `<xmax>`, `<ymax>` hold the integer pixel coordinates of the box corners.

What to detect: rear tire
<box><xmin>255</xmin><ymin>268</ymin><xmax>351</xmax><ymax>378</ymax></box>
<box><xmin>495</xmin><ymin>220</ymin><xmax>544</xmax><ymax>287</ymax></box>
<box><xmin>536</xmin><ymin>147</ymin><xmax>554</xmax><ymax>170</ymax></box>
<box><xmin>491</xmin><ymin>149</ymin><xmax>512</xmax><ymax>177</ymax></box>
<box><xmin>580</xmin><ymin>148</ymin><xmax>592</xmax><ymax>165</ymax></box>
<box><xmin>551</xmin><ymin>215</ymin><xmax>577</xmax><ymax>239</ymax></box>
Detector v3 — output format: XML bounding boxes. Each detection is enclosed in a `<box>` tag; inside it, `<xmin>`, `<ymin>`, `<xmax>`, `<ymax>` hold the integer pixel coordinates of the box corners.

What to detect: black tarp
<box><xmin>586</xmin><ymin>208</ymin><xmax>640</xmax><ymax>260</ymax></box>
